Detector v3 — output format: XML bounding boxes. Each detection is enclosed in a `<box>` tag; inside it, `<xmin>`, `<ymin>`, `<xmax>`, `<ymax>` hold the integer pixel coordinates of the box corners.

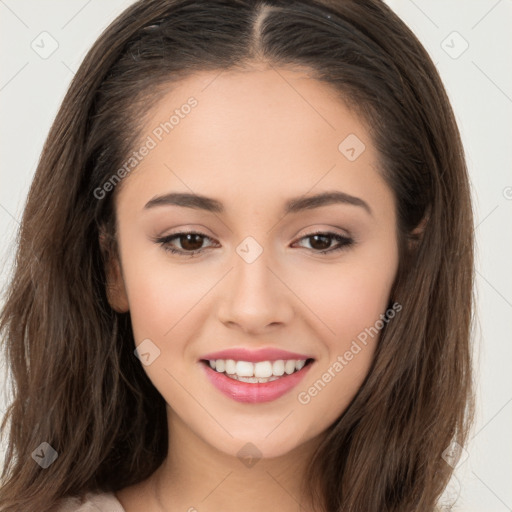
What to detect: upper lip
<box><xmin>200</xmin><ymin>347</ymin><xmax>314</xmax><ymax>363</ymax></box>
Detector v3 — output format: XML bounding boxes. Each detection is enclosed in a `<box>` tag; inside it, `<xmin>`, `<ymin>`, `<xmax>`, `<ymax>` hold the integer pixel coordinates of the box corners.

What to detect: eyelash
<box><xmin>153</xmin><ymin>230</ymin><xmax>354</xmax><ymax>258</ymax></box>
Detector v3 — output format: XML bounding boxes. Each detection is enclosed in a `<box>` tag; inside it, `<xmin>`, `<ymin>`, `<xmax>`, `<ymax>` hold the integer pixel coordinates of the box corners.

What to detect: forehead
<box><xmin>115</xmin><ymin>67</ymin><xmax>390</xmax><ymax>216</ymax></box>
<box><xmin>139</xmin><ymin>66</ymin><xmax>372</xmax><ymax>158</ymax></box>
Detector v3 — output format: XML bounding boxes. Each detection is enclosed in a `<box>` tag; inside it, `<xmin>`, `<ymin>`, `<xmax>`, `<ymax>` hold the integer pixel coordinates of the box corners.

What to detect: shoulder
<box><xmin>54</xmin><ymin>491</ymin><xmax>125</xmax><ymax>512</ymax></box>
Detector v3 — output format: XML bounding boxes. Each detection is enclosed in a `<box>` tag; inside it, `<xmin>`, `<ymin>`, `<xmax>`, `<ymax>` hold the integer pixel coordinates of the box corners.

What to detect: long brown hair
<box><xmin>0</xmin><ymin>1</ymin><xmax>474</xmax><ymax>510</ymax></box>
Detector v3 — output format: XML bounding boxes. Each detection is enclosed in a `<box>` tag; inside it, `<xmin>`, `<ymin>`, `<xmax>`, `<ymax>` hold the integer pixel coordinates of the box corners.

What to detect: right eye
<box><xmin>154</xmin><ymin>231</ymin><xmax>219</xmax><ymax>257</ymax></box>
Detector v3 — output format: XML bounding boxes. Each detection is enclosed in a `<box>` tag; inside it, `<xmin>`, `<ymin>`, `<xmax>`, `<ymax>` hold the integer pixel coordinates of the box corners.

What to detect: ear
<box><xmin>99</xmin><ymin>229</ymin><xmax>130</xmax><ymax>313</ymax></box>
<box><xmin>407</xmin><ymin>211</ymin><xmax>429</xmax><ymax>251</ymax></box>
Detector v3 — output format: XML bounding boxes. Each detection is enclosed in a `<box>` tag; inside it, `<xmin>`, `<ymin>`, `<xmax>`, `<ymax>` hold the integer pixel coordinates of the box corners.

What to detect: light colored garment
<box><xmin>55</xmin><ymin>491</ymin><xmax>126</xmax><ymax>511</ymax></box>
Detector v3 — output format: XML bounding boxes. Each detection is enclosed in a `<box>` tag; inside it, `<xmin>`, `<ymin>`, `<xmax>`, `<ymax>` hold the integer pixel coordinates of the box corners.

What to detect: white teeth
<box><xmin>207</xmin><ymin>358</ymin><xmax>311</xmax><ymax>379</ymax></box>
<box><xmin>235</xmin><ymin>360</ymin><xmax>253</xmax><ymax>377</ymax></box>
<box><xmin>225</xmin><ymin>359</ymin><xmax>236</xmax><ymax>374</ymax></box>
<box><xmin>273</xmin><ymin>360</ymin><xmax>285</xmax><ymax>376</ymax></box>
<box><xmin>284</xmin><ymin>360</ymin><xmax>296</xmax><ymax>374</ymax></box>
<box><xmin>254</xmin><ymin>361</ymin><xmax>273</xmax><ymax>378</ymax></box>
<box><xmin>226</xmin><ymin>374</ymin><xmax>281</xmax><ymax>383</ymax></box>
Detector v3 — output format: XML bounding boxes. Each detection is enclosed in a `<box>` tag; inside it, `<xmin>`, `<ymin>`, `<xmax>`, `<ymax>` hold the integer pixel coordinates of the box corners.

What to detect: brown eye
<box><xmin>176</xmin><ymin>233</ymin><xmax>206</xmax><ymax>251</ymax></box>
<box><xmin>293</xmin><ymin>232</ymin><xmax>354</xmax><ymax>254</ymax></box>
<box><xmin>155</xmin><ymin>231</ymin><xmax>217</xmax><ymax>257</ymax></box>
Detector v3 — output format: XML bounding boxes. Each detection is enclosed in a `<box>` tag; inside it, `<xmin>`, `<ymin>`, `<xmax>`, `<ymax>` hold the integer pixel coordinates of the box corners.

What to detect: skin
<box><xmin>106</xmin><ymin>65</ymin><xmax>400</xmax><ymax>512</ymax></box>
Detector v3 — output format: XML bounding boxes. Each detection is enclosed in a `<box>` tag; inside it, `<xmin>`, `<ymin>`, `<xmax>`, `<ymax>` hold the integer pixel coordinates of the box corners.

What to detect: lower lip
<box><xmin>200</xmin><ymin>360</ymin><xmax>314</xmax><ymax>403</ymax></box>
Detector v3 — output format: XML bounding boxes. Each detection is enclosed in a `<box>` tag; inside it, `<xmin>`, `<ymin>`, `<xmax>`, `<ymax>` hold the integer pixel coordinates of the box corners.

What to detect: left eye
<box><xmin>154</xmin><ymin>230</ymin><xmax>354</xmax><ymax>257</ymax></box>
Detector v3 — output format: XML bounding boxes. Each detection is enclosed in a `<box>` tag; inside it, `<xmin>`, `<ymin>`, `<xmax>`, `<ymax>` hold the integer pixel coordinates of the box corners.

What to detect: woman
<box><xmin>0</xmin><ymin>0</ymin><xmax>474</xmax><ymax>511</ymax></box>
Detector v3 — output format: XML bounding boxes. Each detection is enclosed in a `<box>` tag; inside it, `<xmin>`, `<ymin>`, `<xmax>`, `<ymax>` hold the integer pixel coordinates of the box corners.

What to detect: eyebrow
<box><xmin>144</xmin><ymin>190</ymin><xmax>372</xmax><ymax>216</ymax></box>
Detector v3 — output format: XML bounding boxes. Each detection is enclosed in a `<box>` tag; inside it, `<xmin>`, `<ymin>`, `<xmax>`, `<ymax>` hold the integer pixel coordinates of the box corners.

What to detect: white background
<box><xmin>0</xmin><ymin>1</ymin><xmax>511</xmax><ymax>510</ymax></box>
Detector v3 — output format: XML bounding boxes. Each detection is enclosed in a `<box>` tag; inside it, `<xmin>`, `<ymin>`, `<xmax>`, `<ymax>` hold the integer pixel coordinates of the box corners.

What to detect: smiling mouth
<box><xmin>200</xmin><ymin>357</ymin><xmax>315</xmax><ymax>383</ymax></box>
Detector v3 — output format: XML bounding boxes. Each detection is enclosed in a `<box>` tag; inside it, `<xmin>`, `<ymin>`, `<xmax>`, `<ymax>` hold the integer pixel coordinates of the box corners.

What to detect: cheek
<box><xmin>301</xmin><ymin>250</ymin><xmax>397</xmax><ymax>349</ymax></box>
<box><xmin>294</xmin><ymin>261</ymin><xmax>397</xmax><ymax>435</ymax></box>
<box><xmin>125</xmin><ymin>269</ymin><xmax>212</xmax><ymax>357</ymax></box>
<box><xmin>118</xmin><ymin>227</ymin><xmax>212</xmax><ymax>342</ymax></box>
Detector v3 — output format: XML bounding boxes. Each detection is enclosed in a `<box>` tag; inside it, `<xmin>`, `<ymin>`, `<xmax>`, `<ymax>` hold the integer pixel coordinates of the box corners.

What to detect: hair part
<box><xmin>0</xmin><ymin>1</ymin><xmax>474</xmax><ymax>511</ymax></box>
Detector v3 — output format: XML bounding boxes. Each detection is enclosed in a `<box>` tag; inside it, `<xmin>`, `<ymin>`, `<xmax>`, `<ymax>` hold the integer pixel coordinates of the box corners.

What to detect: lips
<box><xmin>198</xmin><ymin>347</ymin><xmax>315</xmax><ymax>403</ymax></box>
<box><xmin>200</xmin><ymin>358</ymin><xmax>314</xmax><ymax>403</ymax></box>
<box><xmin>199</xmin><ymin>347</ymin><xmax>313</xmax><ymax>363</ymax></box>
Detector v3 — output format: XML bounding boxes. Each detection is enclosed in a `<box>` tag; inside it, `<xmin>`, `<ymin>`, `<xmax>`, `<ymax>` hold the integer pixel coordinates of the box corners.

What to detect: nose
<box><xmin>217</xmin><ymin>246</ymin><xmax>293</xmax><ymax>335</ymax></box>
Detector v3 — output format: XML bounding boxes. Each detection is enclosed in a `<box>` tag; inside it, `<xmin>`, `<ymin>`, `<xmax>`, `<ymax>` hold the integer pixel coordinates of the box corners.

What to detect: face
<box><xmin>105</xmin><ymin>66</ymin><xmax>399</xmax><ymax>460</ymax></box>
